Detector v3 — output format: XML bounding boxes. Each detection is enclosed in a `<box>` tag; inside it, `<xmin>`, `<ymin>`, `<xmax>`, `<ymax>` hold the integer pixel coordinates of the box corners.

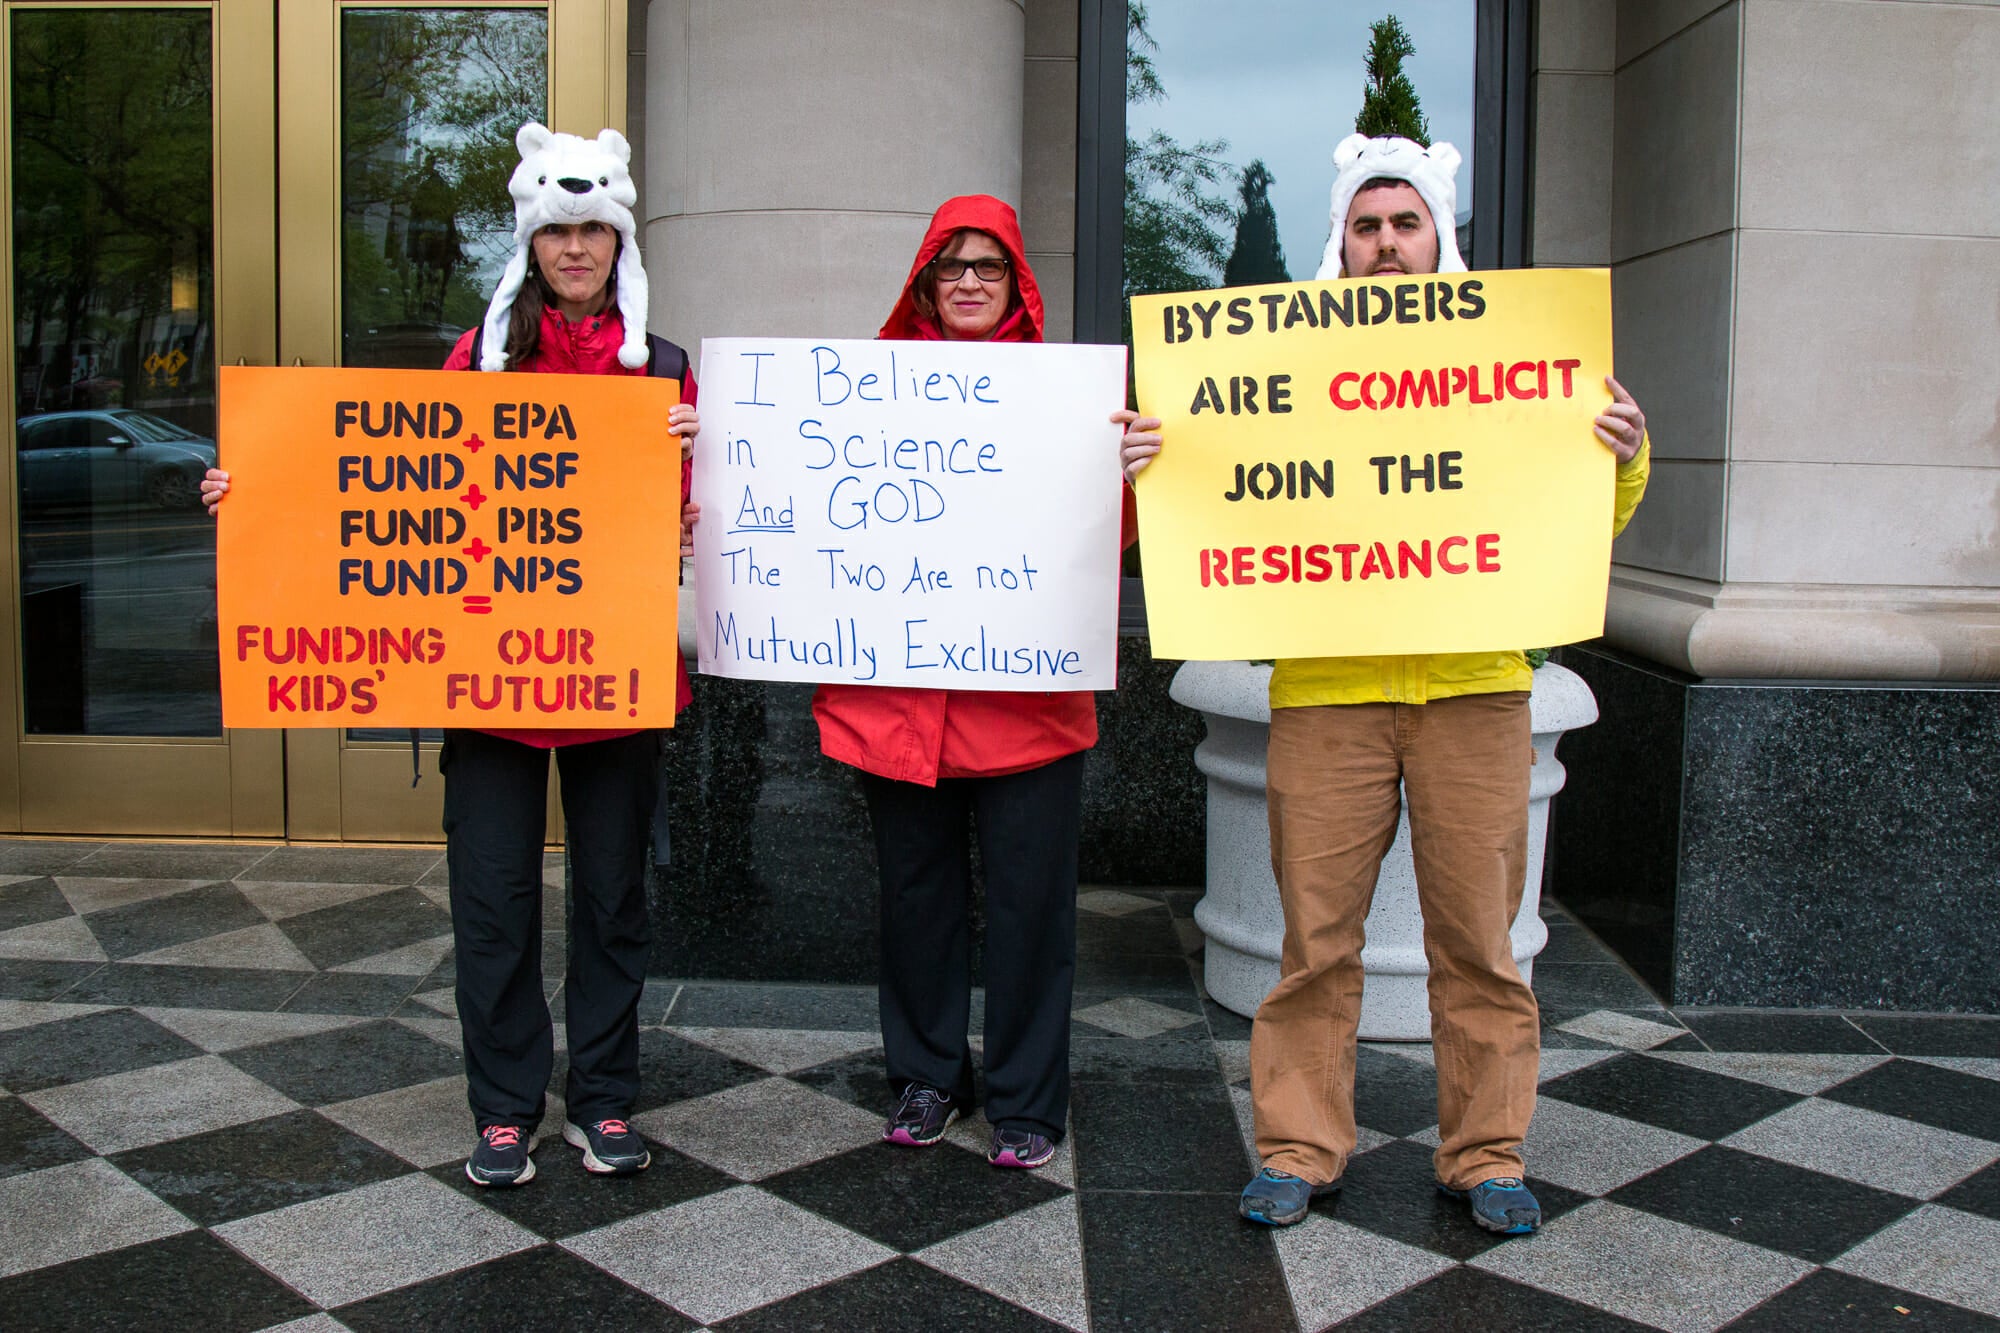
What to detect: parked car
<box><xmin>15</xmin><ymin>409</ymin><xmax>217</xmax><ymax>511</ymax></box>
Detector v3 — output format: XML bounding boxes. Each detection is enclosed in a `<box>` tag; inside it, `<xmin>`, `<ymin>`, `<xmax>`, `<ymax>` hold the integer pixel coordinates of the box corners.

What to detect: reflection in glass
<box><xmin>341</xmin><ymin>10</ymin><xmax>546</xmax><ymax>742</ymax></box>
<box><xmin>11</xmin><ymin>9</ymin><xmax>220</xmax><ymax>736</ymax></box>
<box><xmin>341</xmin><ymin>8</ymin><xmax>548</xmax><ymax>372</ymax></box>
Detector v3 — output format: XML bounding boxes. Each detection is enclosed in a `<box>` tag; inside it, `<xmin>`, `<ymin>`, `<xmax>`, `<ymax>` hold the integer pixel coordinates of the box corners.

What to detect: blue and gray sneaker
<box><xmin>563</xmin><ymin>1117</ymin><xmax>651</xmax><ymax>1175</ymax></box>
<box><xmin>883</xmin><ymin>1082</ymin><xmax>959</xmax><ymax>1147</ymax></box>
<box><xmin>1438</xmin><ymin>1176</ymin><xmax>1542</xmax><ymax>1234</ymax></box>
<box><xmin>465</xmin><ymin>1124</ymin><xmax>537</xmax><ymax>1187</ymax></box>
<box><xmin>1239</xmin><ymin>1166</ymin><xmax>1340</xmax><ymax>1226</ymax></box>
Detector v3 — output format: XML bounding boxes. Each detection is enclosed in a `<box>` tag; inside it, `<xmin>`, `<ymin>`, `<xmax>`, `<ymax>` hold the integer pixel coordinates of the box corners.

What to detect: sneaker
<box><xmin>1438</xmin><ymin>1176</ymin><xmax>1542</xmax><ymax>1234</ymax></box>
<box><xmin>883</xmin><ymin>1082</ymin><xmax>959</xmax><ymax>1146</ymax></box>
<box><xmin>563</xmin><ymin>1118</ymin><xmax>651</xmax><ymax>1175</ymax></box>
<box><xmin>465</xmin><ymin>1124</ymin><xmax>537</xmax><ymax>1187</ymax></box>
<box><xmin>988</xmin><ymin>1127</ymin><xmax>1056</xmax><ymax>1169</ymax></box>
<box><xmin>1239</xmin><ymin>1166</ymin><xmax>1339</xmax><ymax>1226</ymax></box>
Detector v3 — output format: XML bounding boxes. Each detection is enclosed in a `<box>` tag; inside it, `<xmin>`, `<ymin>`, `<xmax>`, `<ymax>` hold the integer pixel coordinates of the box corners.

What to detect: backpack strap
<box><xmin>645</xmin><ymin>333</ymin><xmax>688</xmax><ymax>383</ymax></box>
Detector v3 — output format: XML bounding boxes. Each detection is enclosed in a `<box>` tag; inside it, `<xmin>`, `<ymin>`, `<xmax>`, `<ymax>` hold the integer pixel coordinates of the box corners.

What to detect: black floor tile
<box><xmin>668</xmin><ymin>983</ymin><xmax>880</xmax><ymax>1030</ymax></box>
<box><xmin>1325</xmin><ymin>1138</ymin><xmax>1592</xmax><ymax>1263</ymax></box>
<box><xmin>1845</xmin><ymin>1015</ymin><xmax>2000</xmax><ymax>1059</ymax></box>
<box><xmin>1721</xmin><ymin>1267</ymin><xmax>1999</xmax><ymax>1331</ymax></box>
<box><xmin>1202</xmin><ymin>996</ymin><xmax>1256</xmax><ymax>1042</ymax></box>
<box><xmin>1339</xmin><ymin>1265</ymin><xmax>1654</xmax><ymax>1331</ymax></box>
<box><xmin>1076</xmin><ymin>907</ymin><xmax>1182</xmax><ymax>958</ymax></box>
<box><xmin>430</xmin><ymin>1140</ymin><xmax>732</xmax><ymax>1239</ymax></box>
<box><xmin>274</xmin><ymin>886</ymin><xmax>452</xmax><ymax>970</ymax></box>
<box><xmin>0</xmin><ymin>877</ymin><xmax>71</xmax><ymax>933</ymax></box>
<box><xmin>1937</xmin><ymin>1158</ymin><xmax>2000</xmax><ymax>1223</ymax></box>
<box><xmin>1352</xmin><ymin>1045</ymin><xmax>1441</xmax><ymax>1137</ymax></box>
<box><xmin>1071</xmin><ymin>1081</ymin><xmax>1249</xmax><ymax>1193</ymax></box>
<box><xmin>0</xmin><ymin>1007</ymin><xmax>201</xmax><ymax>1092</ymax></box>
<box><xmin>635</xmin><ymin>979</ymin><xmax>679</xmax><ymax>1026</ymax></box>
<box><xmin>78</xmin><ymin>882</ymin><xmax>264</xmax><ymax>961</ymax></box>
<box><xmin>1078</xmin><ymin>1190</ymin><xmax>1293</xmax><ymax>1332</ymax></box>
<box><xmin>109</xmin><ymin>1108</ymin><xmax>411</xmax><ymax>1226</ymax></box>
<box><xmin>0</xmin><ymin>1229</ymin><xmax>314</xmax><ymax>1333</ymax></box>
<box><xmin>250</xmin><ymin>844</ymin><xmax>441</xmax><ymax>886</ymax></box>
<box><xmin>63</xmin><ymin>964</ymin><xmax>306</xmax><ymax>1011</ymax></box>
<box><xmin>1529</xmin><ymin>963</ymin><xmax>1664</xmax><ymax>1010</ymax></box>
<box><xmin>630</xmin><ymin>1028</ymin><xmax>769</xmax><ymax>1113</ymax></box>
<box><xmin>1538</xmin><ymin>920</ymin><xmax>1622</xmax><ymax>964</ymax></box>
<box><xmin>763</xmin><ymin>1140</ymin><xmax>1064</xmax><ymax>1252</ymax></box>
<box><xmin>0</xmin><ymin>1096</ymin><xmax>93</xmax><ymax>1181</ymax></box>
<box><xmin>1672</xmin><ymin>1010</ymin><xmax>1886</xmax><ymax>1054</ymax></box>
<box><xmin>788</xmin><ymin>1047</ymin><xmax>896</xmax><ymax>1113</ymax></box>
<box><xmin>1607</xmin><ymin>1144</ymin><xmax>1914</xmax><ymax>1263</ymax></box>
<box><xmin>0</xmin><ymin>841</ymin><xmax>102</xmax><ymax>876</ymax></box>
<box><xmin>1070</xmin><ymin>1025</ymin><xmax>1221</xmax><ymax>1084</ymax></box>
<box><xmin>1539</xmin><ymin>1052</ymin><xmax>1800</xmax><ymax>1141</ymax></box>
<box><xmin>72</xmin><ymin>844</ymin><xmax>276</xmax><ymax>880</ymax></box>
<box><xmin>1073</xmin><ymin>949</ymin><xmax>1196</xmax><ymax>994</ymax></box>
<box><xmin>717</xmin><ymin>1257</ymin><xmax>1064</xmax><ymax>1332</ymax></box>
<box><xmin>1819</xmin><ymin>1058</ymin><xmax>2000</xmax><ymax>1143</ymax></box>
<box><xmin>281</xmin><ymin>970</ymin><xmax>422</xmax><ymax>1016</ymax></box>
<box><xmin>0</xmin><ymin>959</ymin><xmax>99</xmax><ymax>1001</ymax></box>
<box><xmin>225</xmin><ymin>1018</ymin><xmax>463</xmax><ymax>1104</ymax></box>
<box><xmin>336</xmin><ymin>1242</ymin><xmax>692</xmax><ymax>1332</ymax></box>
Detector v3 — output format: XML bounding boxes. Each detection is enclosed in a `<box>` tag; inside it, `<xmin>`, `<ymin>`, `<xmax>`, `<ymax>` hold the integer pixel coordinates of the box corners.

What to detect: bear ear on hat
<box><xmin>1332</xmin><ymin>132</ymin><xmax>1373</xmax><ymax>170</ymax></box>
<box><xmin>595</xmin><ymin>128</ymin><xmax>632</xmax><ymax>165</ymax></box>
<box><xmin>1425</xmin><ymin>141</ymin><xmax>1462</xmax><ymax>179</ymax></box>
<box><xmin>516</xmin><ymin>121</ymin><xmax>552</xmax><ymax>157</ymax></box>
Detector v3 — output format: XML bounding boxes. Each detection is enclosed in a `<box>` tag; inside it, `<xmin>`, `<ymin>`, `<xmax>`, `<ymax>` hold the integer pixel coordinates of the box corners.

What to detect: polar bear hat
<box><xmin>478</xmin><ymin>121</ymin><xmax>649</xmax><ymax>371</ymax></box>
<box><xmin>1315</xmin><ymin>133</ymin><xmax>1466</xmax><ymax>280</ymax></box>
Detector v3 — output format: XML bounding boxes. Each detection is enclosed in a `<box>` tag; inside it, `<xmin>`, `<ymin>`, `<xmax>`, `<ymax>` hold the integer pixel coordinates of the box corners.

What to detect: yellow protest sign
<box><xmin>1131</xmin><ymin>268</ymin><xmax>1615</xmax><ymax>661</ymax></box>
<box><xmin>216</xmin><ymin>365</ymin><xmax>681</xmax><ymax>727</ymax></box>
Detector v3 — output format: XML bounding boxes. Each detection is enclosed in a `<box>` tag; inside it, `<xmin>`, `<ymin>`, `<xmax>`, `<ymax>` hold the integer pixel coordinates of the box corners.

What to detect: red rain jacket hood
<box><xmin>878</xmin><ymin>194</ymin><xmax>1045</xmax><ymax>345</ymax></box>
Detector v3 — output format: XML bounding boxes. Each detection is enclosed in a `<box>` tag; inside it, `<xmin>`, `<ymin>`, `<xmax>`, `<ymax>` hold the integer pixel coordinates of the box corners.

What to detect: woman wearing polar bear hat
<box><xmin>203</xmin><ymin>122</ymin><xmax>699</xmax><ymax>1188</ymax></box>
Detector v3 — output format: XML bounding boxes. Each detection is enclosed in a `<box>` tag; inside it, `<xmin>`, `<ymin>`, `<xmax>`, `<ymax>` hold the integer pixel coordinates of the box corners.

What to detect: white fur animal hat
<box><xmin>478</xmin><ymin>122</ymin><xmax>648</xmax><ymax>371</ymax></box>
<box><xmin>1314</xmin><ymin>133</ymin><xmax>1466</xmax><ymax>280</ymax></box>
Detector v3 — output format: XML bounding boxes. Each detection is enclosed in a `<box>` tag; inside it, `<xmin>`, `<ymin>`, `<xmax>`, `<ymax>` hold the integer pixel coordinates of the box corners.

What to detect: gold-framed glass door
<box><xmin>1</xmin><ymin>0</ymin><xmax>282</xmax><ymax>835</ymax></box>
<box><xmin>277</xmin><ymin>0</ymin><xmax>622</xmax><ymax>840</ymax></box>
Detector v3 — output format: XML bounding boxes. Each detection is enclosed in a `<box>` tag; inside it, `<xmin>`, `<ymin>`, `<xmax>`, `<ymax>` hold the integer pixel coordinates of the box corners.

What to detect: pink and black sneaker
<box><xmin>988</xmin><ymin>1126</ymin><xmax>1056</xmax><ymax>1169</ymax></box>
<box><xmin>882</xmin><ymin>1082</ymin><xmax>958</xmax><ymax>1146</ymax></box>
<box><xmin>563</xmin><ymin>1117</ymin><xmax>651</xmax><ymax>1175</ymax></box>
<box><xmin>465</xmin><ymin>1124</ymin><xmax>537</xmax><ymax>1187</ymax></box>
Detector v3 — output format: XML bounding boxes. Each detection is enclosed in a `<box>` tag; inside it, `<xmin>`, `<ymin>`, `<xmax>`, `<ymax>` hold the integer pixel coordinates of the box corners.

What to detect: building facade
<box><xmin>3</xmin><ymin>0</ymin><xmax>1994</xmax><ymax>1007</ymax></box>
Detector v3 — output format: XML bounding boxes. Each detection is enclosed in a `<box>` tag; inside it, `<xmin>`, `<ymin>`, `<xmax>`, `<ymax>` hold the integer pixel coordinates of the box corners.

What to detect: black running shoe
<box><xmin>563</xmin><ymin>1117</ymin><xmax>651</xmax><ymax>1175</ymax></box>
<box><xmin>883</xmin><ymin>1082</ymin><xmax>959</xmax><ymax>1146</ymax></box>
<box><xmin>465</xmin><ymin>1124</ymin><xmax>537</xmax><ymax>1187</ymax></box>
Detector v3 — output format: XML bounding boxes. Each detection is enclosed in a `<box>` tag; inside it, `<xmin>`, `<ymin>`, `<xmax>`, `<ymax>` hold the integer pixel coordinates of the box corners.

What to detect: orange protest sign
<box><xmin>216</xmin><ymin>365</ymin><xmax>681</xmax><ymax>728</ymax></box>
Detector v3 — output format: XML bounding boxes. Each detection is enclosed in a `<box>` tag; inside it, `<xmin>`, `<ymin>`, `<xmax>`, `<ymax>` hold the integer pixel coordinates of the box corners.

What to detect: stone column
<box><xmin>642</xmin><ymin>0</ymin><xmax>1026</xmax><ymax>351</ymax></box>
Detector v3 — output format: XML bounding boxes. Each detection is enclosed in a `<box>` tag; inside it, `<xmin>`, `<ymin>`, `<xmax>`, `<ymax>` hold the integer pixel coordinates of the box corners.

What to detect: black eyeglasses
<box><xmin>933</xmin><ymin>256</ymin><xmax>1009</xmax><ymax>282</ymax></box>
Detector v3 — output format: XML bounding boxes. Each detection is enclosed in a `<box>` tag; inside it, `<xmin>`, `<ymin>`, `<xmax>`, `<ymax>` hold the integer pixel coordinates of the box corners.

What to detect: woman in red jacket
<box><xmin>818</xmin><ymin>195</ymin><xmax>1131</xmax><ymax>1169</ymax></box>
<box><xmin>204</xmin><ymin>123</ymin><xmax>696</xmax><ymax>1189</ymax></box>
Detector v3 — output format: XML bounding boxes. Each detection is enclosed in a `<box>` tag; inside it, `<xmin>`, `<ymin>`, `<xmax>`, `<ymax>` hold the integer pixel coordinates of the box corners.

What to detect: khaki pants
<box><xmin>1249</xmin><ymin>692</ymin><xmax>1538</xmax><ymax>1190</ymax></box>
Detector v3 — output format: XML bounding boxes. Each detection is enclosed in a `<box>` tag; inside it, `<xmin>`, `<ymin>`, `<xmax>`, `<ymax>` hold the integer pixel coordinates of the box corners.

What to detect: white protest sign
<box><xmin>694</xmin><ymin>337</ymin><xmax>1128</xmax><ymax>690</ymax></box>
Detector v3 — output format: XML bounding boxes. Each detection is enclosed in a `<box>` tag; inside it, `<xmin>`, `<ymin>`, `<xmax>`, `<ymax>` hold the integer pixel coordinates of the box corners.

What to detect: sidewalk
<box><xmin>0</xmin><ymin>839</ymin><xmax>1996</xmax><ymax>1330</ymax></box>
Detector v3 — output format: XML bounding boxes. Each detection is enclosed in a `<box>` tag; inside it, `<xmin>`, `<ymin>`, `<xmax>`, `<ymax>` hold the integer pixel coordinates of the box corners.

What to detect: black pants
<box><xmin>441</xmin><ymin>728</ymin><xmax>660</xmax><ymax>1132</ymax></box>
<box><xmin>861</xmin><ymin>751</ymin><xmax>1085</xmax><ymax>1140</ymax></box>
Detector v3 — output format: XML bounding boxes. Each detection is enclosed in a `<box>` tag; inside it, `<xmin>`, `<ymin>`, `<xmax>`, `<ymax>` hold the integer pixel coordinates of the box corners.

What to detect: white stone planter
<box><xmin>1170</xmin><ymin>660</ymin><xmax>1599</xmax><ymax>1040</ymax></box>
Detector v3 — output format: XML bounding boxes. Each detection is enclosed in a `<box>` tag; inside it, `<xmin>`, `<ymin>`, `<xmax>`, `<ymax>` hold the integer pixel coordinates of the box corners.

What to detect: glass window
<box><xmin>11</xmin><ymin>8</ymin><xmax>220</xmax><ymax>737</ymax></box>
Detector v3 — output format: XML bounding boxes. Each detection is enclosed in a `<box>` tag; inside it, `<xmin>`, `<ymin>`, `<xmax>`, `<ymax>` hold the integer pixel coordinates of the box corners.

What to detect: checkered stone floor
<box><xmin>2</xmin><ymin>840</ymin><xmax>1998</xmax><ymax>1331</ymax></box>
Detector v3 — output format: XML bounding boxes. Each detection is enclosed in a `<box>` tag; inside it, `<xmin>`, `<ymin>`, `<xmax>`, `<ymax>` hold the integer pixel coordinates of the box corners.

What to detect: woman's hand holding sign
<box><xmin>1113</xmin><ymin>410</ymin><xmax>1164</xmax><ymax>484</ymax></box>
<box><xmin>201</xmin><ymin>467</ymin><xmax>229</xmax><ymax>515</ymax></box>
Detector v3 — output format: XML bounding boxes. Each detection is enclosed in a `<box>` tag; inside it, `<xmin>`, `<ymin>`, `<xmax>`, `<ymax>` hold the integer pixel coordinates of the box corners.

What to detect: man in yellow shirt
<box><xmin>1120</xmin><ymin>134</ymin><xmax>1650</xmax><ymax>1235</ymax></box>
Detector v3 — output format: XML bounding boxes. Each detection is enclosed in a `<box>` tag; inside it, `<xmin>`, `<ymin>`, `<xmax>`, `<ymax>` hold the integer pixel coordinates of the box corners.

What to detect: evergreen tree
<box><xmin>1355</xmin><ymin>15</ymin><xmax>1430</xmax><ymax>144</ymax></box>
<box><xmin>1223</xmin><ymin>159</ymin><xmax>1289</xmax><ymax>287</ymax></box>
<box><xmin>1122</xmin><ymin>0</ymin><xmax>1235</xmax><ymax>306</ymax></box>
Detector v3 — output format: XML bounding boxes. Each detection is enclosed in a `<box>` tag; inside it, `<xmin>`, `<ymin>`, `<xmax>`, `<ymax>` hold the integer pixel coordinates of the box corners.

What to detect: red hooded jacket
<box><xmin>811</xmin><ymin>195</ymin><xmax>1134</xmax><ymax>785</ymax></box>
<box><xmin>444</xmin><ymin>306</ymin><xmax>694</xmax><ymax>747</ymax></box>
